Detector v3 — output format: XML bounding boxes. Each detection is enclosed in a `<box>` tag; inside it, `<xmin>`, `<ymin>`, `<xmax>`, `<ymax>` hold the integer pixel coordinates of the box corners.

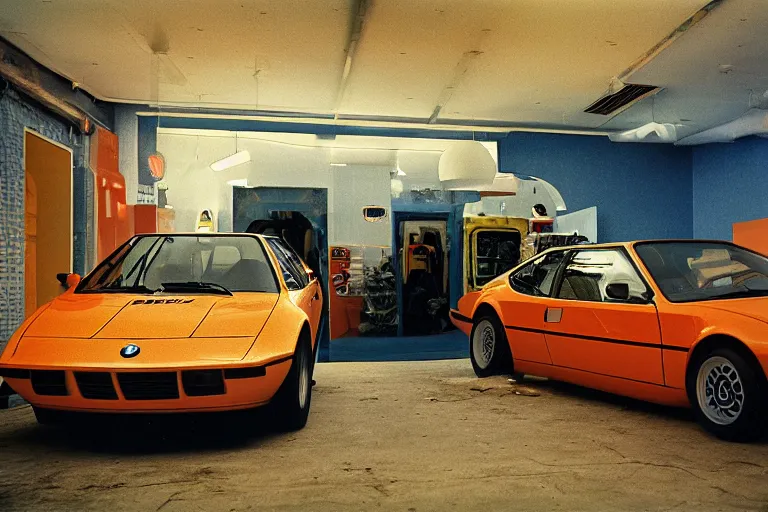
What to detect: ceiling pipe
<box><xmin>608</xmin><ymin>122</ymin><xmax>678</xmax><ymax>143</ymax></box>
<box><xmin>617</xmin><ymin>0</ymin><xmax>724</xmax><ymax>83</ymax></box>
<box><xmin>334</xmin><ymin>0</ymin><xmax>369</xmax><ymax>117</ymax></box>
<box><xmin>139</xmin><ymin>111</ymin><xmax>611</xmax><ymax>136</ymax></box>
<box><xmin>0</xmin><ymin>37</ymin><xmax>110</xmax><ymax>130</ymax></box>
<box><xmin>675</xmin><ymin>109</ymin><xmax>768</xmax><ymax>146</ymax></box>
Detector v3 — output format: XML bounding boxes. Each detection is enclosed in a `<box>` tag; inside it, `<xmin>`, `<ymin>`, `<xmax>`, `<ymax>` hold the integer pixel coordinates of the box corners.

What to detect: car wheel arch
<box><xmin>299</xmin><ymin>321</ymin><xmax>312</xmax><ymax>346</ymax></box>
<box><xmin>686</xmin><ymin>334</ymin><xmax>766</xmax><ymax>388</ymax></box>
<box><xmin>472</xmin><ymin>301</ymin><xmax>503</xmax><ymax>323</ymax></box>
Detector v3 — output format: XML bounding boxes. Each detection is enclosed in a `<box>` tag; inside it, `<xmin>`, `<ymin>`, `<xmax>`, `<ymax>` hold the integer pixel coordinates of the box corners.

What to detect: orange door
<box><xmin>24</xmin><ymin>175</ymin><xmax>38</xmax><ymax>317</ymax></box>
<box><xmin>500</xmin><ymin>250</ymin><xmax>569</xmax><ymax>364</ymax></box>
<box><xmin>543</xmin><ymin>248</ymin><xmax>664</xmax><ymax>385</ymax></box>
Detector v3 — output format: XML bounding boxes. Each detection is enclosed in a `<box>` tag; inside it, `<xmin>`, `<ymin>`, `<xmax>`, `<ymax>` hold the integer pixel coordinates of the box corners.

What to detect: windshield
<box><xmin>77</xmin><ymin>235</ymin><xmax>279</xmax><ymax>294</ymax></box>
<box><xmin>635</xmin><ymin>242</ymin><xmax>768</xmax><ymax>302</ymax></box>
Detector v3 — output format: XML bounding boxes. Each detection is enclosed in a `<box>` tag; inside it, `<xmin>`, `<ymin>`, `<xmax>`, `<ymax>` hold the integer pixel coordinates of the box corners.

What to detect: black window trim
<box><xmin>263</xmin><ymin>235</ymin><xmax>309</xmax><ymax>291</ymax></box>
<box><xmin>552</xmin><ymin>246</ymin><xmax>655</xmax><ymax>305</ymax></box>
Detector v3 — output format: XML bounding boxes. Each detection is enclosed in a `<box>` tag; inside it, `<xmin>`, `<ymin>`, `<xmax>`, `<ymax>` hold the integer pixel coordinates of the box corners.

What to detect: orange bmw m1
<box><xmin>450</xmin><ymin>240</ymin><xmax>768</xmax><ymax>441</ymax></box>
<box><xmin>0</xmin><ymin>233</ymin><xmax>323</xmax><ymax>431</ymax></box>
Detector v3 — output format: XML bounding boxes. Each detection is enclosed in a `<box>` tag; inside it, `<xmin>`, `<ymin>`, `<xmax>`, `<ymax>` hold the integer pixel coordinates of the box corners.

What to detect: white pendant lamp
<box><xmin>438</xmin><ymin>140</ymin><xmax>497</xmax><ymax>190</ymax></box>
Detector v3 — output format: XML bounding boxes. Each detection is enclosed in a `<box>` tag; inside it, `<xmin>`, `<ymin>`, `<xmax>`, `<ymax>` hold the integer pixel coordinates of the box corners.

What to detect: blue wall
<box><xmin>0</xmin><ymin>89</ymin><xmax>89</xmax><ymax>347</ymax></box>
<box><xmin>692</xmin><ymin>137</ymin><xmax>768</xmax><ymax>240</ymax></box>
<box><xmin>498</xmin><ymin>132</ymin><xmax>693</xmax><ymax>243</ymax></box>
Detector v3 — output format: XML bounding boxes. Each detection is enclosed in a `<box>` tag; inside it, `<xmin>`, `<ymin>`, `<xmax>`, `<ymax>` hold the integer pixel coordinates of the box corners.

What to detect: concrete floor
<box><xmin>1</xmin><ymin>359</ymin><xmax>767</xmax><ymax>511</ymax></box>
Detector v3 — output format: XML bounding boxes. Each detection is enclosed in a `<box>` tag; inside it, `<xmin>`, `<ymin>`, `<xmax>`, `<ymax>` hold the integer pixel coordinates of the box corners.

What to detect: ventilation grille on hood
<box><xmin>585</xmin><ymin>84</ymin><xmax>659</xmax><ymax>116</ymax></box>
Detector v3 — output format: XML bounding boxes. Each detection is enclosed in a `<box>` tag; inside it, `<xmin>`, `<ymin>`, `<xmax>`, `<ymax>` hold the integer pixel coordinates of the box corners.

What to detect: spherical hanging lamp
<box><xmin>438</xmin><ymin>141</ymin><xmax>497</xmax><ymax>190</ymax></box>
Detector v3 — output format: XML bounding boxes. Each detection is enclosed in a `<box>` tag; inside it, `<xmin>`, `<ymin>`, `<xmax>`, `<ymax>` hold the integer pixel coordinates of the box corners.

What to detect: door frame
<box><xmin>23</xmin><ymin>128</ymin><xmax>74</xmax><ymax>273</ymax></box>
<box><xmin>393</xmin><ymin>211</ymin><xmax>450</xmax><ymax>337</ymax></box>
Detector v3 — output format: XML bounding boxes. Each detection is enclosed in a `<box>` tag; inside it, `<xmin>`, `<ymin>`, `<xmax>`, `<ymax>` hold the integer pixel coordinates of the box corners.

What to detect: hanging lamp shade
<box><xmin>438</xmin><ymin>141</ymin><xmax>497</xmax><ymax>190</ymax></box>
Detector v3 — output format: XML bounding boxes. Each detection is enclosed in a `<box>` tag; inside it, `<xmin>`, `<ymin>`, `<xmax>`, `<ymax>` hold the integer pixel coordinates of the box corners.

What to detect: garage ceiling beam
<box><xmin>0</xmin><ymin>37</ymin><xmax>112</xmax><ymax>130</ymax></box>
<box><xmin>617</xmin><ymin>0</ymin><xmax>725</xmax><ymax>82</ymax></box>
<box><xmin>334</xmin><ymin>0</ymin><xmax>370</xmax><ymax>117</ymax></box>
<box><xmin>428</xmin><ymin>50</ymin><xmax>484</xmax><ymax>124</ymax></box>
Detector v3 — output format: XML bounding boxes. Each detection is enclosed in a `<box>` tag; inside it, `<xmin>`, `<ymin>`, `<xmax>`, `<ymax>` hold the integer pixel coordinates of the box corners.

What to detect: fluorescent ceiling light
<box><xmin>227</xmin><ymin>179</ymin><xmax>249</xmax><ymax>187</ymax></box>
<box><xmin>330</xmin><ymin>163</ymin><xmax>347</xmax><ymax>167</ymax></box>
<box><xmin>211</xmin><ymin>150</ymin><xmax>251</xmax><ymax>172</ymax></box>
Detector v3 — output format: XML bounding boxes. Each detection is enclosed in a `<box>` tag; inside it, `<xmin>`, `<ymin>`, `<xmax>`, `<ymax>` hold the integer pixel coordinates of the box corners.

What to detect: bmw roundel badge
<box><xmin>120</xmin><ymin>344</ymin><xmax>140</xmax><ymax>358</ymax></box>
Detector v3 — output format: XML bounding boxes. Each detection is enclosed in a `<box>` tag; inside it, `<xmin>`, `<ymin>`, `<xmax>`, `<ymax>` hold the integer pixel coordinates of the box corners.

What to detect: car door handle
<box><xmin>545</xmin><ymin>308</ymin><xmax>562</xmax><ymax>323</ymax></box>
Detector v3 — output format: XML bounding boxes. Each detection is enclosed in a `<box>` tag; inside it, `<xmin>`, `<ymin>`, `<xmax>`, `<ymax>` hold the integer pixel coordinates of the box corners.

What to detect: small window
<box><xmin>557</xmin><ymin>249</ymin><xmax>648</xmax><ymax>303</ymax></box>
<box><xmin>363</xmin><ymin>206</ymin><xmax>388</xmax><ymax>222</ymax></box>
<box><xmin>509</xmin><ymin>250</ymin><xmax>566</xmax><ymax>297</ymax></box>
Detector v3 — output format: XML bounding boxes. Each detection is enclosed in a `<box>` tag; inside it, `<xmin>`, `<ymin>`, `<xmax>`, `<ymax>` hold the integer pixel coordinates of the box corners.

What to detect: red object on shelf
<box><xmin>132</xmin><ymin>204</ymin><xmax>158</xmax><ymax>234</ymax></box>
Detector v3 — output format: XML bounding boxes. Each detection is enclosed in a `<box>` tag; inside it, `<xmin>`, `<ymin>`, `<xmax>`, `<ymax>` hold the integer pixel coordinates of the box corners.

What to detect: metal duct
<box><xmin>676</xmin><ymin>109</ymin><xmax>768</xmax><ymax>146</ymax></box>
<box><xmin>608</xmin><ymin>122</ymin><xmax>678</xmax><ymax>143</ymax></box>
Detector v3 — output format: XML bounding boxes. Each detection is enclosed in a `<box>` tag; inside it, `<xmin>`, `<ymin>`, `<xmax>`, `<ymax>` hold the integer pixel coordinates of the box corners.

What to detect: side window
<box><xmin>509</xmin><ymin>250</ymin><xmax>566</xmax><ymax>296</ymax></box>
<box><xmin>274</xmin><ymin>239</ymin><xmax>310</xmax><ymax>286</ymax></box>
<box><xmin>267</xmin><ymin>239</ymin><xmax>305</xmax><ymax>290</ymax></box>
<box><xmin>557</xmin><ymin>249</ymin><xmax>647</xmax><ymax>303</ymax></box>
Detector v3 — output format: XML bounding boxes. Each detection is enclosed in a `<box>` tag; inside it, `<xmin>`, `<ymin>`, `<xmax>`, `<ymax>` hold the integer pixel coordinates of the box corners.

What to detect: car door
<box><xmin>500</xmin><ymin>249</ymin><xmax>569</xmax><ymax>365</ymax></box>
<box><xmin>543</xmin><ymin>247</ymin><xmax>664</xmax><ymax>384</ymax></box>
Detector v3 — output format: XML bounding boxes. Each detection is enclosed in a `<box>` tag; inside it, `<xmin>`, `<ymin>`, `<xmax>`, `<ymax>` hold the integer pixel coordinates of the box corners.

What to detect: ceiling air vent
<box><xmin>584</xmin><ymin>84</ymin><xmax>659</xmax><ymax>116</ymax></box>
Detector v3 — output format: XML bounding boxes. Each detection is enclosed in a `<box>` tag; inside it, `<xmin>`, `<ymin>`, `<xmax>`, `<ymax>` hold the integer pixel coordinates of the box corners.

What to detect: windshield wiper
<box><xmin>85</xmin><ymin>285</ymin><xmax>159</xmax><ymax>294</ymax></box>
<box><xmin>161</xmin><ymin>282</ymin><xmax>233</xmax><ymax>296</ymax></box>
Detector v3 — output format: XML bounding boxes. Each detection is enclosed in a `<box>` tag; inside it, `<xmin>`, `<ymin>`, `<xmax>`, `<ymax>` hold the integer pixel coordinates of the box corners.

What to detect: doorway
<box><xmin>395</xmin><ymin>214</ymin><xmax>452</xmax><ymax>336</ymax></box>
<box><xmin>24</xmin><ymin>131</ymin><xmax>73</xmax><ymax>316</ymax></box>
<box><xmin>233</xmin><ymin>187</ymin><xmax>329</xmax><ymax>360</ymax></box>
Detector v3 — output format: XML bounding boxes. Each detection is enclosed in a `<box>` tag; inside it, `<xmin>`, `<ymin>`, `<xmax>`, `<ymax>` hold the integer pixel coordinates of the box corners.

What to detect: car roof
<box><xmin>536</xmin><ymin>239</ymin><xmax>736</xmax><ymax>254</ymax></box>
<box><xmin>134</xmin><ymin>232</ymin><xmax>266</xmax><ymax>239</ymax></box>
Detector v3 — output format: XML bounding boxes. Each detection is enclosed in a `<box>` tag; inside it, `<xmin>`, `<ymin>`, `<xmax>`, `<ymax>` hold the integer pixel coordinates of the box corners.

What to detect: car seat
<box><xmin>219</xmin><ymin>259</ymin><xmax>275</xmax><ymax>292</ymax></box>
<box><xmin>641</xmin><ymin>247</ymin><xmax>696</xmax><ymax>296</ymax></box>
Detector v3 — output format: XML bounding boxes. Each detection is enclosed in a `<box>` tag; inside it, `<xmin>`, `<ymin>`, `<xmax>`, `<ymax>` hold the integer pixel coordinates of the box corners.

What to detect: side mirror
<box><xmin>57</xmin><ymin>273</ymin><xmax>81</xmax><ymax>289</ymax></box>
<box><xmin>605</xmin><ymin>282</ymin><xmax>630</xmax><ymax>301</ymax></box>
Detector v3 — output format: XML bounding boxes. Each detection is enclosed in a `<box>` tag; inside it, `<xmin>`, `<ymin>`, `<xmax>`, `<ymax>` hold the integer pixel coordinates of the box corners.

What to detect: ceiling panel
<box><xmin>436</xmin><ymin>0</ymin><xmax>711</xmax><ymax>127</ymax></box>
<box><xmin>4</xmin><ymin>0</ymin><xmax>768</xmax><ymax>138</ymax></box>
<box><xmin>0</xmin><ymin>0</ymin><xmax>350</xmax><ymax>111</ymax></box>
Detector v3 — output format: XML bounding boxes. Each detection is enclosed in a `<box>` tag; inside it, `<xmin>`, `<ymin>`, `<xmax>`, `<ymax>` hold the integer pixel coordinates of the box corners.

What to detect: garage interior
<box><xmin>1</xmin><ymin>0</ymin><xmax>768</xmax><ymax>510</ymax></box>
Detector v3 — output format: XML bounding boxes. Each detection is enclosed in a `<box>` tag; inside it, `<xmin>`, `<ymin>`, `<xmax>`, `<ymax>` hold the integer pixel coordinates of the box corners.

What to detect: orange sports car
<box><xmin>450</xmin><ymin>240</ymin><xmax>768</xmax><ymax>441</ymax></box>
<box><xmin>0</xmin><ymin>233</ymin><xmax>322</xmax><ymax>430</ymax></box>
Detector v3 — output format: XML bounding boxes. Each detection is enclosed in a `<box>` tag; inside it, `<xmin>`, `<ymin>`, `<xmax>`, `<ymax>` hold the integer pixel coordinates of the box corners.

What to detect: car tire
<box><xmin>270</xmin><ymin>334</ymin><xmax>313</xmax><ymax>432</ymax></box>
<box><xmin>469</xmin><ymin>314</ymin><xmax>511</xmax><ymax>378</ymax></box>
<box><xmin>33</xmin><ymin>406</ymin><xmax>66</xmax><ymax>426</ymax></box>
<box><xmin>687</xmin><ymin>346</ymin><xmax>767</xmax><ymax>442</ymax></box>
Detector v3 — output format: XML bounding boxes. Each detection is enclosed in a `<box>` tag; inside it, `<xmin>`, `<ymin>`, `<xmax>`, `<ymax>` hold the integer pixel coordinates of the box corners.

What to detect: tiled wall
<box><xmin>0</xmin><ymin>89</ymin><xmax>78</xmax><ymax>349</ymax></box>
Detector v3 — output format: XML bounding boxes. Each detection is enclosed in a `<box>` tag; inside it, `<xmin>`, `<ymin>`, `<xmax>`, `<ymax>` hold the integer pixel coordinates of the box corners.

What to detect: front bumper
<box><xmin>0</xmin><ymin>359</ymin><xmax>292</xmax><ymax>413</ymax></box>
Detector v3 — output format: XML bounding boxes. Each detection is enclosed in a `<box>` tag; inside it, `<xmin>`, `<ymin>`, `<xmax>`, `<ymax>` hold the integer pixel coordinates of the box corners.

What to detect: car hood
<box><xmin>698</xmin><ymin>298</ymin><xmax>768</xmax><ymax>324</ymax></box>
<box><xmin>23</xmin><ymin>292</ymin><xmax>280</xmax><ymax>339</ymax></box>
